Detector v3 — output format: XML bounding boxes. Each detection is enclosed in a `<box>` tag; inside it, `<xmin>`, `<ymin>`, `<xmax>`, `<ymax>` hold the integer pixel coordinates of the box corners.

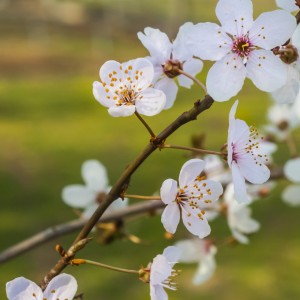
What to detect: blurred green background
<box><xmin>1</xmin><ymin>0</ymin><xmax>300</xmax><ymax>299</ymax></box>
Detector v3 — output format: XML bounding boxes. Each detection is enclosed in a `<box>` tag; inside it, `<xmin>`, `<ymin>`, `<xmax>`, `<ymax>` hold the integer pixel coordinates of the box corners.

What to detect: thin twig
<box><xmin>0</xmin><ymin>201</ymin><xmax>164</xmax><ymax>264</ymax></box>
<box><xmin>135</xmin><ymin>111</ymin><xmax>156</xmax><ymax>138</ymax></box>
<box><xmin>177</xmin><ymin>69</ymin><xmax>207</xmax><ymax>94</ymax></box>
<box><xmin>162</xmin><ymin>144</ymin><xmax>223</xmax><ymax>156</ymax></box>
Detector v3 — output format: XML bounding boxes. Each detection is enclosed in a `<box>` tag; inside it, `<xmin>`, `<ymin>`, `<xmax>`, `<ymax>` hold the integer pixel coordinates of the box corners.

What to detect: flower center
<box><xmin>232</xmin><ymin>36</ymin><xmax>253</xmax><ymax>57</ymax></box>
<box><xmin>163</xmin><ymin>59</ymin><xmax>183</xmax><ymax>78</ymax></box>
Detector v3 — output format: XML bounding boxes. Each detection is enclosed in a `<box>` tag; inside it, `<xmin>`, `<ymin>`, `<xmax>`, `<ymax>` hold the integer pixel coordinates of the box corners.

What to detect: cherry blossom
<box><xmin>264</xmin><ymin>102</ymin><xmax>300</xmax><ymax>140</ymax></box>
<box><xmin>282</xmin><ymin>185</ymin><xmax>300</xmax><ymax>205</ymax></box>
<box><xmin>140</xmin><ymin>246</ymin><xmax>181</xmax><ymax>300</ymax></box>
<box><xmin>175</xmin><ymin>239</ymin><xmax>217</xmax><ymax>285</ymax></box>
<box><xmin>192</xmin><ymin>0</ymin><xmax>296</xmax><ymax>101</ymax></box>
<box><xmin>93</xmin><ymin>58</ymin><xmax>166</xmax><ymax>117</ymax></box>
<box><xmin>138</xmin><ymin>23</ymin><xmax>203</xmax><ymax>108</ymax></box>
<box><xmin>62</xmin><ymin>160</ymin><xmax>128</xmax><ymax>219</ymax></box>
<box><xmin>160</xmin><ymin>159</ymin><xmax>223</xmax><ymax>238</ymax></box>
<box><xmin>224</xmin><ymin>183</ymin><xmax>260</xmax><ymax>244</ymax></box>
<box><xmin>6</xmin><ymin>273</ymin><xmax>77</xmax><ymax>300</ymax></box>
<box><xmin>227</xmin><ymin>100</ymin><xmax>270</xmax><ymax>203</ymax></box>
<box><xmin>275</xmin><ymin>0</ymin><xmax>299</xmax><ymax>12</ymax></box>
<box><xmin>272</xmin><ymin>24</ymin><xmax>300</xmax><ymax>103</ymax></box>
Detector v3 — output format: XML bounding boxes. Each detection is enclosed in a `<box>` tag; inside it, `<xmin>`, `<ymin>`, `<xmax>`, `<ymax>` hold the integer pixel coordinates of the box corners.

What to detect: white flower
<box><xmin>62</xmin><ymin>160</ymin><xmax>128</xmax><ymax>219</ymax></box>
<box><xmin>224</xmin><ymin>183</ymin><xmax>260</xmax><ymax>244</ymax></box>
<box><xmin>175</xmin><ymin>239</ymin><xmax>217</xmax><ymax>285</ymax></box>
<box><xmin>192</xmin><ymin>0</ymin><xmax>296</xmax><ymax>101</ymax></box>
<box><xmin>276</xmin><ymin>0</ymin><xmax>299</xmax><ymax>12</ymax></box>
<box><xmin>149</xmin><ymin>246</ymin><xmax>181</xmax><ymax>300</ymax></box>
<box><xmin>264</xmin><ymin>102</ymin><xmax>300</xmax><ymax>140</ymax></box>
<box><xmin>160</xmin><ymin>159</ymin><xmax>223</xmax><ymax>238</ymax></box>
<box><xmin>93</xmin><ymin>58</ymin><xmax>166</xmax><ymax>117</ymax></box>
<box><xmin>227</xmin><ymin>100</ymin><xmax>270</xmax><ymax>203</ymax></box>
<box><xmin>6</xmin><ymin>273</ymin><xmax>77</xmax><ymax>300</ymax></box>
<box><xmin>271</xmin><ymin>24</ymin><xmax>300</xmax><ymax>104</ymax></box>
<box><xmin>138</xmin><ymin>24</ymin><xmax>203</xmax><ymax>109</ymax></box>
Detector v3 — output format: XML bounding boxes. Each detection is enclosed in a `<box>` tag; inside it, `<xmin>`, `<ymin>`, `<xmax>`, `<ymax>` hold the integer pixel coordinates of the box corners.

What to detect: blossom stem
<box><xmin>123</xmin><ymin>194</ymin><xmax>161</xmax><ymax>200</ymax></box>
<box><xmin>162</xmin><ymin>144</ymin><xmax>223</xmax><ymax>156</ymax></box>
<box><xmin>135</xmin><ymin>111</ymin><xmax>156</xmax><ymax>138</ymax></box>
<box><xmin>76</xmin><ymin>259</ymin><xmax>140</xmax><ymax>275</ymax></box>
<box><xmin>177</xmin><ymin>69</ymin><xmax>207</xmax><ymax>94</ymax></box>
<box><xmin>286</xmin><ymin>134</ymin><xmax>298</xmax><ymax>158</ymax></box>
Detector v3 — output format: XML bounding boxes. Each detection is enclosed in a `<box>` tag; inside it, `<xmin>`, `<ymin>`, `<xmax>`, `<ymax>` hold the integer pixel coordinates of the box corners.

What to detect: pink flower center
<box><xmin>232</xmin><ymin>35</ymin><xmax>253</xmax><ymax>58</ymax></box>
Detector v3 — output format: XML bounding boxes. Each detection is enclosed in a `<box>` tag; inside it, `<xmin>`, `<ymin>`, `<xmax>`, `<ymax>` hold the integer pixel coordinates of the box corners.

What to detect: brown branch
<box><xmin>39</xmin><ymin>95</ymin><xmax>215</xmax><ymax>289</ymax></box>
<box><xmin>0</xmin><ymin>201</ymin><xmax>164</xmax><ymax>264</ymax></box>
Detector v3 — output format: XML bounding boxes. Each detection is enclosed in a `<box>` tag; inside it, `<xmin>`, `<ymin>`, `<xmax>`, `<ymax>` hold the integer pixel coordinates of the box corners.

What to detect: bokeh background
<box><xmin>1</xmin><ymin>0</ymin><xmax>300</xmax><ymax>299</ymax></box>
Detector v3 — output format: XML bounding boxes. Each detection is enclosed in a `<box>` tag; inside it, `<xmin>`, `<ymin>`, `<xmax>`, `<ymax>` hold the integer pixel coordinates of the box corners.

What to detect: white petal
<box><xmin>276</xmin><ymin>0</ymin><xmax>299</xmax><ymax>12</ymax></box>
<box><xmin>193</xmin><ymin>252</ymin><xmax>216</xmax><ymax>285</ymax></box>
<box><xmin>99</xmin><ymin>60</ymin><xmax>122</xmax><ymax>83</ymax></box>
<box><xmin>6</xmin><ymin>277</ymin><xmax>43</xmax><ymax>300</ymax></box>
<box><xmin>137</xmin><ymin>27</ymin><xmax>172</xmax><ymax>61</ymax></box>
<box><xmin>172</xmin><ymin>22</ymin><xmax>196</xmax><ymax>61</ymax></box>
<box><xmin>216</xmin><ymin>0</ymin><xmax>253</xmax><ymax>36</ymax></box>
<box><xmin>291</xmin><ymin>24</ymin><xmax>300</xmax><ymax>50</ymax></box>
<box><xmin>207</xmin><ymin>54</ymin><xmax>246</xmax><ymax>102</ymax></box>
<box><xmin>135</xmin><ymin>88</ymin><xmax>166</xmax><ymax>116</ymax></box>
<box><xmin>271</xmin><ymin>65</ymin><xmax>300</xmax><ymax>104</ymax></box>
<box><xmin>44</xmin><ymin>274</ymin><xmax>77</xmax><ymax>300</ymax></box>
<box><xmin>201</xmin><ymin>179</ymin><xmax>224</xmax><ymax>202</ymax></box>
<box><xmin>128</xmin><ymin>58</ymin><xmax>154</xmax><ymax>90</ymax></box>
<box><xmin>178</xmin><ymin>58</ymin><xmax>203</xmax><ymax>88</ymax></box>
<box><xmin>160</xmin><ymin>179</ymin><xmax>178</xmax><ymax>204</ymax></box>
<box><xmin>150</xmin><ymin>254</ymin><xmax>172</xmax><ymax>284</ymax></box>
<box><xmin>246</xmin><ymin>49</ymin><xmax>287</xmax><ymax>92</ymax></box>
<box><xmin>175</xmin><ymin>239</ymin><xmax>202</xmax><ymax>262</ymax></box>
<box><xmin>108</xmin><ymin>105</ymin><xmax>136</xmax><ymax>117</ymax></box>
<box><xmin>192</xmin><ymin>22</ymin><xmax>232</xmax><ymax>60</ymax></box>
<box><xmin>231</xmin><ymin>229</ymin><xmax>249</xmax><ymax>244</ymax></box>
<box><xmin>81</xmin><ymin>160</ymin><xmax>108</xmax><ymax>192</ymax></box>
<box><xmin>163</xmin><ymin>246</ymin><xmax>181</xmax><ymax>266</ymax></box>
<box><xmin>249</xmin><ymin>10</ymin><xmax>296</xmax><ymax>50</ymax></box>
<box><xmin>62</xmin><ymin>185</ymin><xmax>96</xmax><ymax>208</ymax></box>
<box><xmin>161</xmin><ymin>202</ymin><xmax>180</xmax><ymax>234</ymax></box>
<box><xmin>150</xmin><ymin>284</ymin><xmax>168</xmax><ymax>300</ymax></box>
<box><xmin>108</xmin><ymin>197</ymin><xmax>128</xmax><ymax>212</ymax></box>
<box><xmin>282</xmin><ymin>185</ymin><xmax>300</xmax><ymax>206</ymax></box>
<box><xmin>154</xmin><ymin>77</ymin><xmax>178</xmax><ymax>109</ymax></box>
<box><xmin>181</xmin><ymin>205</ymin><xmax>211</xmax><ymax>238</ymax></box>
<box><xmin>179</xmin><ymin>159</ymin><xmax>205</xmax><ymax>188</ymax></box>
<box><xmin>284</xmin><ymin>157</ymin><xmax>300</xmax><ymax>182</ymax></box>
<box><xmin>92</xmin><ymin>81</ymin><xmax>116</xmax><ymax>108</ymax></box>
<box><xmin>231</xmin><ymin>161</ymin><xmax>249</xmax><ymax>203</ymax></box>
<box><xmin>238</xmin><ymin>157</ymin><xmax>270</xmax><ymax>184</ymax></box>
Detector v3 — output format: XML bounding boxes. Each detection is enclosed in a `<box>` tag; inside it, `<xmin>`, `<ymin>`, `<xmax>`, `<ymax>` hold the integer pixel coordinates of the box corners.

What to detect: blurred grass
<box><xmin>1</xmin><ymin>0</ymin><xmax>300</xmax><ymax>299</ymax></box>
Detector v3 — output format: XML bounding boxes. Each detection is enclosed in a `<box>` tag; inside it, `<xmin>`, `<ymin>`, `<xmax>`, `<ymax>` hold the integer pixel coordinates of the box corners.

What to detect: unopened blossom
<box><xmin>175</xmin><ymin>239</ymin><xmax>217</xmax><ymax>285</ymax></box>
<box><xmin>272</xmin><ymin>24</ymin><xmax>300</xmax><ymax>103</ymax></box>
<box><xmin>6</xmin><ymin>273</ymin><xmax>77</xmax><ymax>300</ymax></box>
<box><xmin>192</xmin><ymin>0</ymin><xmax>296</xmax><ymax>101</ymax></box>
<box><xmin>160</xmin><ymin>159</ymin><xmax>223</xmax><ymax>238</ymax></box>
<box><xmin>139</xmin><ymin>246</ymin><xmax>181</xmax><ymax>300</ymax></box>
<box><xmin>264</xmin><ymin>102</ymin><xmax>300</xmax><ymax>140</ymax></box>
<box><xmin>224</xmin><ymin>183</ymin><xmax>260</xmax><ymax>244</ymax></box>
<box><xmin>62</xmin><ymin>160</ymin><xmax>128</xmax><ymax>219</ymax></box>
<box><xmin>227</xmin><ymin>100</ymin><xmax>270</xmax><ymax>203</ymax></box>
<box><xmin>93</xmin><ymin>58</ymin><xmax>166</xmax><ymax>117</ymax></box>
<box><xmin>138</xmin><ymin>24</ymin><xmax>203</xmax><ymax>108</ymax></box>
<box><xmin>276</xmin><ymin>0</ymin><xmax>299</xmax><ymax>12</ymax></box>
